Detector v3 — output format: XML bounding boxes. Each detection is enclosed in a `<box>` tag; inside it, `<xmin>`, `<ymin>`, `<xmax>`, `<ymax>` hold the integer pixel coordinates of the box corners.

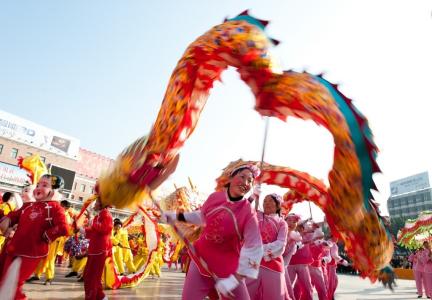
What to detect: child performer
<box><xmin>0</xmin><ymin>174</ymin><xmax>69</xmax><ymax>299</ymax></box>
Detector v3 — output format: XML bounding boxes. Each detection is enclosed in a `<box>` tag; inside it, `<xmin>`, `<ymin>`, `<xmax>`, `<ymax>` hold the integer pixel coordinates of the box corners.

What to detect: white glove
<box><xmin>159</xmin><ymin>211</ymin><xmax>177</xmax><ymax>224</ymax></box>
<box><xmin>296</xmin><ymin>241</ymin><xmax>304</xmax><ymax>250</ymax></box>
<box><xmin>341</xmin><ymin>259</ymin><xmax>349</xmax><ymax>266</ymax></box>
<box><xmin>215</xmin><ymin>274</ymin><xmax>239</xmax><ymax>298</ymax></box>
<box><xmin>263</xmin><ymin>249</ymin><xmax>272</xmax><ymax>262</ymax></box>
<box><xmin>249</xmin><ymin>184</ymin><xmax>261</xmax><ymax>202</ymax></box>
<box><xmin>289</xmin><ymin>231</ymin><xmax>302</xmax><ymax>242</ymax></box>
<box><xmin>322</xmin><ymin>256</ymin><xmax>331</xmax><ymax>264</ymax></box>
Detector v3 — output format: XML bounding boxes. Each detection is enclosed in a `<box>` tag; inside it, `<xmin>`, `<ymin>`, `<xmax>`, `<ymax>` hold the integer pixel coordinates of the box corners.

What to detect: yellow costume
<box><xmin>33</xmin><ymin>237</ymin><xmax>63</xmax><ymax>281</ymax></box>
<box><xmin>149</xmin><ymin>240</ymin><xmax>165</xmax><ymax>277</ymax></box>
<box><xmin>112</xmin><ymin>228</ymin><xmax>136</xmax><ymax>274</ymax></box>
<box><xmin>71</xmin><ymin>256</ymin><xmax>88</xmax><ymax>273</ymax></box>
<box><xmin>0</xmin><ymin>201</ymin><xmax>15</xmax><ymax>250</ymax></box>
<box><xmin>133</xmin><ymin>237</ymin><xmax>149</xmax><ymax>270</ymax></box>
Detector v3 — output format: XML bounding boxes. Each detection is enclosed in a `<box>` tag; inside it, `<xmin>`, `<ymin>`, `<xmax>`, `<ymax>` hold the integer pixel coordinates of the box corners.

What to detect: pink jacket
<box><xmin>257</xmin><ymin>211</ymin><xmax>288</xmax><ymax>272</ymax></box>
<box><xmin>193</xmin><ymin>191</ymin><xmax>263</xmax><ymax>279</ymax></box>
<box><xmin>416</xmin><ymin>249</ymin><xmax>429</xmax><ymax>272</ymax></box>
<box><xmin>408</xmin><ymin>252</ymin><xmax>417</xmax><ymax>270</ymax></box>
<box><xmin>310</xmin><ymin>242</ymin><xmax>328</xmax><ymax>268</ymax></box>
<box><xmin>282</xmin><ymin>231</ymin><xmax>299</xmax><ymax>266</ymax></box>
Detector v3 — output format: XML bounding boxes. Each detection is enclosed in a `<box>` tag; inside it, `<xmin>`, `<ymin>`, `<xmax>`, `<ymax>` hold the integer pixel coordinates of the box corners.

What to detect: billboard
<box><xmin>390</xmin><ymin>172</ymin><xmax>430</xmax><ymax>196</ymax></box>
<box><xmin>0</xmin><ymin>110</ymin><xmax>80</xmax><ymax>159</ymax></box>
<box><xmin>0</xmin><ymin>162</ymin><xmax>29</xmax><ymax>187</ymax></box>
<box><xmin>49</xmin><ymin>164</ymin><xmax>76</xmax><ymax>191</ymax></box>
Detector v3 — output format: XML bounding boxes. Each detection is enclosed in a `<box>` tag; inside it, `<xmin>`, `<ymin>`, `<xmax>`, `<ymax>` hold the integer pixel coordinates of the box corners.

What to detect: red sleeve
<box><xmin>3</xmin><ymin>208</ymin><xmax>23</xmax><ymax>226</ymax></box>
<box><xmin>44</xmin><ymin>203</ymin><xmax>69</xmax><ymax>242</ymax></box>
<box><xmin>89</xmin><ymin>209</ymin><xmax>113</xmax><ymax>235</ymax></box>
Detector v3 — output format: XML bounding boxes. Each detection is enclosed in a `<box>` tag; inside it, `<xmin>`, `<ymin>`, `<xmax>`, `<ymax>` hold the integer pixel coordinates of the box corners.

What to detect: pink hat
<box><xmin>268</xmin><ymin>193</ymin><xmax>282</xmax><ymax>204</ymax></box>
<box><xmin>285</xmin><ymin>213</ymin><xmax>301</xmax><ymax>222</ymax></box>
<box><xmin>230</xmin><ymin>163</ymin><xmax>261</xmax><ymax>178</ymax></box>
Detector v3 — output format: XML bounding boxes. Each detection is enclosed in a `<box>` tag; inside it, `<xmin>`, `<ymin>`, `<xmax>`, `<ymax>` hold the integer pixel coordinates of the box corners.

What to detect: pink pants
<box><xmin>322</xmin><ymin>265</ymin><xmax>328</xmax><ymax>290</ymax></box>
<box><xmin>423</xmin><ymin>272</ymin><xmax>432</xmax><ymax>297</ymax></box>
<box><xmin>414</xmin><ymin>270</ymin><xmax>424</xmax><ymax>296</ymax></box>
<box><xmin>284</xmin><ymin>266</ymin><xmax>295</xmax><ymax>300</ymax></box>
<box><xmin>288</xmin><ymin>264</ymin><xmax>313</xmax><ymax>300</ymax></box>
<box><xmin>246</xmin><ymin>267</ymin><xmax>285</xmax><ymax>300</ymax></box>
<box><xmin>327</xmin><ymin>265</ymin><xmax>338</xmax><ymax>300</ymax></box>
<box><xmin>182</xmin><ymin>261</ymin><xmax>251</xmax><ymax>300</ymax></box>
<box><xmin>309</xmin><ymin>266</ymin><xmax>328</xmax><ymax>300</ymax></box>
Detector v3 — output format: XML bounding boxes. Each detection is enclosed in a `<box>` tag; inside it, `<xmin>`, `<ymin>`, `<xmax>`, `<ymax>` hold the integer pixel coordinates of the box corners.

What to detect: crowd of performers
<box><xmin>0</xmin><ymin>175</ymin><xmax>186</xmax><ymax>300</ymax></box>
<box><xmin>0</xmin><ymin>162</ymin><xmax>354</xmax><ymax>300</ymax></box>
<box><xmin>409</xmin><ymin>241</ymin><xmax>432</xmax><ymax>299</ymax></box>
<box><xmin>160</xmin><ymin>163</ymin><xmax>349</xmax><ymax>300</ymax></box>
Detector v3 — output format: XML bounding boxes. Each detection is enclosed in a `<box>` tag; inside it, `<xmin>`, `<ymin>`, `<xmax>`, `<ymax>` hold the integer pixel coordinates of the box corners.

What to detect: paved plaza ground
<box><xmin>24</xmin><ymin>266</ymin><xmax>421</xmax><ymax>300</ymax></box>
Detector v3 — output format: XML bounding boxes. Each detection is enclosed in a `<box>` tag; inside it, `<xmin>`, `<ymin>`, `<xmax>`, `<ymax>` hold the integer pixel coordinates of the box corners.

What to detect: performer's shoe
<box><xmin>26</xmin><ymin>276</ymin><xmax>40</xmax><ymax>282</ymax></box>
<box><xmin>418</xmin><ymin>296</ymin><xmax>423</xmax><ymax>298</ymax></box>
<box><xmin>65</xmin><ymin>271</ymin><xmax>78</xmax><ymax>277</ymax></box>
<box><xmin>44</xmin><ymin>279</ymin><xmax>52</xmax><ymax>285</ymax></box>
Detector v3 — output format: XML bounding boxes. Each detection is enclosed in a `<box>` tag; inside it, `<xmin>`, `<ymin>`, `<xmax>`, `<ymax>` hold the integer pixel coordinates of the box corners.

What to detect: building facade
<box><xmin>0</xmin><ymin>110</ymin><xmax>131</xmax><ymax>219</ymax></box>
<box><xmin>387</xmin><ymin>172</ymin><xmax>432</xmax><ymax>220</ymax></box>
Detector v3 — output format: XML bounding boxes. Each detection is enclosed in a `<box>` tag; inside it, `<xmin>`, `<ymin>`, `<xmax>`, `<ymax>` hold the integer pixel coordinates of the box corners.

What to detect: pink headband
<box><xmin>230</xmin><ymin>164</ymin><xmax>261</xmax><ymax>178</ymax></box>
<box><xmin>269</xmin><ymin>193</ymin><xmax>282</xmax><ymax>204</ymax></box>
<box><xmin>286</xmin><ymin>213</ymin><xmax>301</xmax><ymax>222</ymax></box>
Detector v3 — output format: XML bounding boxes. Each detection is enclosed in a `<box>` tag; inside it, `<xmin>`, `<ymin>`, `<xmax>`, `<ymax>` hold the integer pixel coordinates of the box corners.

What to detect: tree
<box><xmin>389</xmin><ymin>216</ymin><xmax>406</xmax><ymax>238</ymax></box>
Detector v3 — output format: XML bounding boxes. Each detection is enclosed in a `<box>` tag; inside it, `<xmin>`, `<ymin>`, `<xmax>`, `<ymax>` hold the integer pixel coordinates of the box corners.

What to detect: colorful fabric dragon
<box><xmin>398</xmin><ymin>211</ymin><xmax>432</xmax><ymax>249</ymax></box>
<box><xmin>98</xmin><ymin>11</ymin><xmax>392</xmax><ymax>280</ymax></box>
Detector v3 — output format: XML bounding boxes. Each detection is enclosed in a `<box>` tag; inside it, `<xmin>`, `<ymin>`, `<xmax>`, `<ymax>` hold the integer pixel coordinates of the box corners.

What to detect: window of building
<box><xmin>40</xmin><ymin>156</ymin><xmax>46</xmax><ymax>163</ymax></box>
<box><xmin>71</xmin><ymin>195</ymin><xmax>75</xmax><ymax>200</ymax></box>
<box><xmin>79</xmin><ymin>197</ymin><xmax>83</xmax><ymax>201</ymax></box>
<box><xmin>80</xmin><ymin>184</ymin><xmax>85</xmax><ymax>192</ymax></box>
<box><xmin>0</xmin><ymin>144</ymin><xmax>3</xmax><ymax>154</ymax></box>
<box><xmin>26</xmin><ymin>152</ymin><xmax>32</xmax><ymax>157</ymax></box>
<box><xmin>74</xmin><ymin>182</ymin><xmax>77</xmax><ymax>190</ymax></box>
<box><xmin>10</xmin><ymin>148</ymin><xmax>18</xmax><ymax>159</ymax></box>
<box><xmin>90</xmin><ymin>186</ymin><xmax>94</xmax><ymax>194</ymax></box>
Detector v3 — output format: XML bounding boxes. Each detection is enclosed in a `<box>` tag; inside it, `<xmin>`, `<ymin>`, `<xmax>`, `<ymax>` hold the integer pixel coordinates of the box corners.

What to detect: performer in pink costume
<box><xmin>416</xmin><ymin>241</ymin><xmax>431</xmax><ymax>298</ymax></box>
<box><xmin>326</xmin><ymin>236</ymin><xmax>348</xmax><ymax>300</ymax></box>
<box><xmin>161</xmin><ymin>163</ymin><xmax>264</xmax><ymax>299</ymax></box>
<box><xmin>308</xmin><ymin>227</ymin><xmax>329</xmax><ymax>300</ymax></box>
<box><xmin>410</xmin><ymin>248</ymin><xmax>426</xmax><ymax>298</ymax></box>
<box><xmin>283</xmin><ymin>214</ymin><xmax>301</xmax><ymax>300</ymax></box>
<box><xmin>321</xmin><ymin>244</ymin><xmax>331</xmax><ymax>291</ymax></box>
<box><xmin>423</xmin><ymin>242</ymin><xmax>432</xmax><ymax>299</ymax></box>
<box><xmin>288</xmin><ymin>221</ymin><xmax>314</xmax><ymax>300</ymax></box>
<box><xmin>246</xmin><ymin>193</ymin><xmax>288</xmax><ymax>300</ymax></box>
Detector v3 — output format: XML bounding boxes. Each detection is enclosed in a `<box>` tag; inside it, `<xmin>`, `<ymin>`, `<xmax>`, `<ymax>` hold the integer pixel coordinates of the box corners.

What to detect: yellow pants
<box><xmin>35</xmin><ymin>257</ymin><xmax>48</xmax><ymax>278</ymax></box>
<box><xmin>133</xmin><ymin>253</ymin><xmax>148</xmax><ymax>271</ymax></box>
<box><xmin>0</xmin><ymin>236</ymin><xmax>5</xmax><ymax>251</ymax></box>
<box><xmin>34</xmin><ymin>238</ymin><xmax>63</xmax><ymax>279</ymax></box>
<box><xmin>72</xmin><ymin>256</ymin><xmax>88</xmax><ymax>273</ymax></box>
<box><xmin>113</xmin><ymin>247</ymin><xmax>136</xmax><ymax>274</ymax></box>
<box><xmin>45</xmin><ymin>239</ymin><xmax>62</xmax><ymax>280</ymax></box>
